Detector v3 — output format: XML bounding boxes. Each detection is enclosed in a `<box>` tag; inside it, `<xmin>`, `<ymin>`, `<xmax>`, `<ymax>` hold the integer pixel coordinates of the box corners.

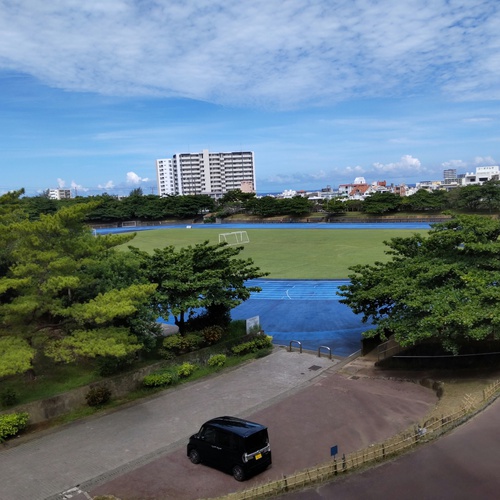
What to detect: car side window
<box><xmin>201</xmin><ymin>426</ymin><xmax>217</xmax><ymax>444</ymax></box>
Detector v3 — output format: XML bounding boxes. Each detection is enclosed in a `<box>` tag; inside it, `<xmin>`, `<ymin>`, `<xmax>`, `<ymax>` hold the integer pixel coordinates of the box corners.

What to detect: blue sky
<box><xmin>1</xmin><ymin>0</ymin><xmax>499</xmax><ymax>196</ymax></box>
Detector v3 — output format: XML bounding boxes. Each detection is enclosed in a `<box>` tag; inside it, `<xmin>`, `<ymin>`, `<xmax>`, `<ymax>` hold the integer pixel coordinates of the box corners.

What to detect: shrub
<box><xmin>256</xmin><ymin>347</ymin><xmax>273</xmax><ymax>359</ymax></box>
<box><xmin>232</xmin><ymin>335</ymin><xmax>273</xmax><ymax>356</ymax></box>
<box><xmin>143</xmin><ymin>371</ymin><xmax>173</xmax><ymax>387</ymax></box>
<box><xmin>85</xmin><ymin>385</ymin><xmax>112</xmax><ymax>407</ymax></box>
<box><xmin>162</xmin><ymin>334</ymin><xmax>184</xmax><ymax>353</ymax></box>
<box><xmin>177</xmin><ymin>362</ymin><xmax>196</xmax><ymax>378</ymax></box>
<box><xmin>184</xmin><ymin>333</ymin><xmax>204</xmax><ymax>351</ymax></box>
<box><xmin>202</xmin><ymin>325</ymin><xmax>225</xmax><ymax>345</ymax></box>
<box><xmin>158</xmin><ymin>348</ymin><xmax>176</xmax><ymax>361</ymax></box>
<box><xmin>208</xmin><ymin>354</ymin><xmax>227</xmax><ymax>368</ymax></box>
<box><xmin>0</xmin><ymin>389</ymin><xmax>19</xmax><ymax>408</ymax></box>
<box><xmin>96</xmin><ymin>354</ymin><xmax>135</xmax><ymax>376</ymax></box>
<box><xmin>0</xmin><ymin>412</ymin><xmax>29</xmax><ymax>442</ymax></box>
<box><xmin>162</xmin><ymin>333</ymin><xmax>204</xmax><ymax>355</ymax></box>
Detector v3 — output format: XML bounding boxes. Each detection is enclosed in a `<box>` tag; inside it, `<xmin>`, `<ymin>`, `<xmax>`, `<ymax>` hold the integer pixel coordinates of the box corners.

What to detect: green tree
<box><xmin>219</xmin><ymin>189</ymin><xmax>256</xmax><ymax>205</ymax></box>
<box><xmin>85</xmin><ymin>194</ymin><xmax>124</xmax><ymax>222</ymax></box>
<box><xmin>21</xmin><ymin>194</ymin><xmax>59</xmax><ymax>220</ymax></box>
<box><xmin>133</xmin><ymin>241</ymin><xmax>268</xmax><ymax>333</ymax></box>
<box><xmin>477</xmin><ymin>180</ymin><xmax>500</xmax><ymax>212</ymax></box>
<box><xmin>247</xmin><ymin>196</ymin><xmax>281</xmax><ymax>217</ymax></box>
<box><xmin>0</xmin><ymin>188</ymin><xmax>25</xmax><ymax>219</ymax></box>
<box><xmin>338</xmin><ymin>215</ymin><xmax>500</xmax><ymax>354</ymax></box>
<box><xmin>172</xmin><ymin>195</ymin><xmax>215</xmax><ymax>218</ymax></box>
<box><xmin>455</xmin><ymin>184</ymin><xmax>483</xmax><ymax>211</ymax></box>
<box><xmin>403</xmin><ymin>189</ymin><xmax>448</xmax><ymax>212</ymax></box>
<box><xmin>0</xmin><ymin>201</ymin><xmax>157</xmax><ymax>377</ymax></box>
<box><xmin>344</xmin><ymin>199</ymin><xmax>364</xmax><ymax>212</ymax></box>
<box><xmin>325</xmin><ymin>198</ymin><xmax>347</xmax><ymax>215</ymax></box>
<box><xmin>217</xmin><ymin>189</ymin><xmax>256</xmax><ymax>217</ymax></box>
<box><xmin>362</xmin><ymin>192</ymin><xmax>402</xmax><ymax>214</ymax></box>
<box><xmin>283</xmin><ymin>196</ymin><xmax>314</xmax><ymax>217</ymax></box>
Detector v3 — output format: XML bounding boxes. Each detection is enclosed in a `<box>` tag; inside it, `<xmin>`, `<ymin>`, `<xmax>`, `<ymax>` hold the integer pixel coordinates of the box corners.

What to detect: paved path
<box><xmin>89</xmin><ymin>365</ymin><xmax>435</xmax><ymax>500</ymax></box>
<box><xmin>280</xmin><ymin>397</ymin><xmax>500</xmax><ymax>500</ymax></box>
<box><xmin>0</xmin><ymin>350</ymin><xmax>336</xmax><ymax>500</ymax></box>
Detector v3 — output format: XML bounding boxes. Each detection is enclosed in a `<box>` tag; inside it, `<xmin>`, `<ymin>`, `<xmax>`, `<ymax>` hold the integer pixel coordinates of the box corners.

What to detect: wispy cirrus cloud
<box><xmin>0</xmin><ymin>1</ymin><xmax>499</xmax><ymax>109</ymax></box>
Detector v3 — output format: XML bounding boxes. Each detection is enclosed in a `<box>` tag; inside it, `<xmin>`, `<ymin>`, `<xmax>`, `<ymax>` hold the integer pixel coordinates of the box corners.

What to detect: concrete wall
<box><xmin>1</xmin><ymin>361</ymin><xmax>165</xmax><ymax>425</ymax></box>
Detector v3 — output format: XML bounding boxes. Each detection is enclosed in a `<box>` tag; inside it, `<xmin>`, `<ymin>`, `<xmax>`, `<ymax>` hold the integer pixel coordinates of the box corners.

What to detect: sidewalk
<box><xmin>0</xmin><ymin>349</ymin><xmax>337</xmax><ymax>500</ymax></box>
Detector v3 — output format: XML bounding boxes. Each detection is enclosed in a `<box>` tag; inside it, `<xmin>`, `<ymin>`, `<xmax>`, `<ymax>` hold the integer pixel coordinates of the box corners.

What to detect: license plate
<box><xmin>255</xmin><ymin>453</ymin><xmax>262</xmax><ymax>460</ymax></box>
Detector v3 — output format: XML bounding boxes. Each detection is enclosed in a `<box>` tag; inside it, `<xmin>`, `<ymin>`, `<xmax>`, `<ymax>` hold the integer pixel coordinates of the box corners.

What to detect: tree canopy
<box><xmin>0</xmin><ymin>197</ymin><xmax>157</xmax><ymax>377</ymax></box>
<box><xmin>338</xmin><ymin>215</ymin><xmax>500</xmax><ymax>354</ymax></box>
<box><xmin>362</xmin><ymin>192</ymin><xmax>402</xmax><ymax>214</ymax></box>
<box><xmin>132</xmin><ymin>241</ymin><xmax>269</xmax><ymax>333</ymax></box>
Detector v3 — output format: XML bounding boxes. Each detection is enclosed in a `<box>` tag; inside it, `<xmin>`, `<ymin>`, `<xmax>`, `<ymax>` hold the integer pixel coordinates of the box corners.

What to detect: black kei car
<box><xmin>187</xmin><ymin>416</ymin><xmax>272</xmax><ymax>481</ymax></box>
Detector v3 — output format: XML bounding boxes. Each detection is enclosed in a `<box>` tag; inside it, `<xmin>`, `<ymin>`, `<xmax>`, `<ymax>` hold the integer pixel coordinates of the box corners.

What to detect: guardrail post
<box><xmin>318</xmin><ymin>345</ymin><xmax>332</xmax><ymax>359</ymax></box>
<box><xmin>289</xmin><ymin>340</ymin><xmax>302</xmax><ymax>353</ymax></box>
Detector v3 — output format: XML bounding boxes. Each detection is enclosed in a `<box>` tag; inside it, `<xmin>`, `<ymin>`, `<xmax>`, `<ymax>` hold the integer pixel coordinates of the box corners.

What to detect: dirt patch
<box><xmin>337</xmin><ymin>356</ymin><xmax>500</xmax><ymax>425</ymax></box>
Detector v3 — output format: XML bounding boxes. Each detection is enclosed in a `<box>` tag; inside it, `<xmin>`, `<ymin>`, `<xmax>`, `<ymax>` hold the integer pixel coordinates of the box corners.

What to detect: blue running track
<box><xmin>230</xmin><ymin>279</ymin><xmax>366</xmax><ymax>357</ymax></box>
<box><xmin>158</xmin><ymin>279</ymin><xmax>368</xmax><ymax>357</ymax></box>
<box><xmin>97</xmin><ymin>221</ymin><xmax>432</xmax><ymax>235</ymax></box>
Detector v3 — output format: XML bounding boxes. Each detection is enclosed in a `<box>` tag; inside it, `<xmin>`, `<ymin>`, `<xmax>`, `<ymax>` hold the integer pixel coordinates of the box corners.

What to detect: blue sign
<box><xmin>330</xmin><ymin>445</ymin><xmax>338</xmax><ymax>457</ymax></box>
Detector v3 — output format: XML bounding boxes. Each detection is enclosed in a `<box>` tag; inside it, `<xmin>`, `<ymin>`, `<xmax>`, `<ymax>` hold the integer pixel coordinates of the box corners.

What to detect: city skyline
<box><xmin>1</xmin><ymin>1</ymin><xmax>499</xmax><ymax>196</ymax></box>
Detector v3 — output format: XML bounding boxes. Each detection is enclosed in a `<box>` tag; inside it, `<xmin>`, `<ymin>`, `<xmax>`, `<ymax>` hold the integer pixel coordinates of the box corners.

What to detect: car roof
<box><xmin>205</xmin><ymin>416</ymin><xmax>267</xmax><ymax>438</ymax></box>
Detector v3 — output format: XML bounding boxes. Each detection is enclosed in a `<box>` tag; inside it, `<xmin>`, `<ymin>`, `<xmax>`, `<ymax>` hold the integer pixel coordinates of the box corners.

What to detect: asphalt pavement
<box><xmin>0</xmin><ymin>349</ymin><xmax>338</xmax><ymax>500</ymax></box>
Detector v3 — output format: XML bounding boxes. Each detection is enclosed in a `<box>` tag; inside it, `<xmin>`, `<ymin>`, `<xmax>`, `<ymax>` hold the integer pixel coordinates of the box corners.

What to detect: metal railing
<box><xmin>289</xmin><ymin>340</ymin><xmax>302</xmax><ymax>353</ymax></box>
<box><xmin>318</xmin><ymin>346</ymin><xmax>332</xmax><ymax>359</ymax></box>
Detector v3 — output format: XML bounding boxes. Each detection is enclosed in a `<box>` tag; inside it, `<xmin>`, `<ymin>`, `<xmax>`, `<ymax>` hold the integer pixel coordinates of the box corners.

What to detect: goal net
<box><xmin>218</xmin><ymin>231</ymin><xmax>250</xmax><ymax>245</ymax></box>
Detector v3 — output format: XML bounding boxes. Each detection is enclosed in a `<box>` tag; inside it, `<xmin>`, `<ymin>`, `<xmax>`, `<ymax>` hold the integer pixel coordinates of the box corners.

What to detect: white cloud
<box><xmin>70</xmin><ymin>181</ymin><xmax>88</xmax><ymax>193</ymax></box>
<box><xmin>372</xmin><ymin>155</ymin><xmax>426</xmax><ymax>174</ymax></box>
<box><xmin>97</xmin><ymin>180</ymin><xmax>115</xmax><ymax>190</ymax></box>
<box><xmin>441</xmin><ymin>159</ymin><xmax>467</xmax><ymax>169</ymax></box>
<box><xmin>344</xmin><ymin>166</ymin><xmax>366</xmax><ymax>175</ymax></box>
<box><xmin>126</xmin><ymin>171</ymin><xmax>149</xmax><ymax>184</ymax></box>
<box><xmin>0</xmin><ymin>1</ymin><xmax>498</xmax><ymax>108</ymax></box>
<box><xmin>473</xmin><ymin>156</ymin><xmax>497</xmax><ymax>166</ymax></box>
<box><xmin>56</xmin><ymin>178</ymin><xmax>65</xmax><ymax>188</ymax></box>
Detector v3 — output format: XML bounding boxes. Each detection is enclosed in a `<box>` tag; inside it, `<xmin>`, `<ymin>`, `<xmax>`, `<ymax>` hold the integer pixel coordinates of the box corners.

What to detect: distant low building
<box><xmin>279</xmin><ymin>189</ymin><xmax>297</xmax><ymax>198</ymax></box>
<box><xmin>48</xmin><ymin>189</ymin><xmax>71</xmax><ymax>200</ymax></box>
<box><xmin>461</xmin><ymin>165</ymin><xmax>500</xmax><ymax>185</ymax></box>
<box><xmin>415</xmin><ymin>180</ymin><xmax>442</xmax><ymax>191</ymax></box>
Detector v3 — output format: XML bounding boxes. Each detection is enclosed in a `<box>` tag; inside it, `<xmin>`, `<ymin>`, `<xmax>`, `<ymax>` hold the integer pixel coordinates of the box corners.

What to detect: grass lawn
<box><xmin>122</xmin><ymin>228</ymin><xmax>429</xmax><ymax>278</ymax></box>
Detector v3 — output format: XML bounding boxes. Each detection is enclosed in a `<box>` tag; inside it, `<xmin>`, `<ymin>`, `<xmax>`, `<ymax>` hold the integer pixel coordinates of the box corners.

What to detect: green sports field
<box><xmin>123</xmin><ymin>228</ymin><xmax>428</xmax><ymax>279</ymax></box>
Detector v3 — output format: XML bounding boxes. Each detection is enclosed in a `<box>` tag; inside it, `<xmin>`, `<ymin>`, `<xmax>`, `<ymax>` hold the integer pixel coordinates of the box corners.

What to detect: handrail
<box><xmin>289</xmin><ymin>340</ymin><xmax>302</xmax><ymax>353</ymax></box>
<box><xmin>318</xmin><ymin>345</ymin><xmax>332</xmax><ymax>359</ymax></box>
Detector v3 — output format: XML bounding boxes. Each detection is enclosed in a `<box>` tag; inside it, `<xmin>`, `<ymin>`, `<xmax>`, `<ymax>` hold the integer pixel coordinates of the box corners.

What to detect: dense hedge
<box><xmin>231</xmin><ymin>335</ymin><xmax>273</xmax><ymax>355</ymax></box>
<box><xmin>0</xmin><ymin>412</ymin><xmax>29</xmax><ymax>442</ymax></box>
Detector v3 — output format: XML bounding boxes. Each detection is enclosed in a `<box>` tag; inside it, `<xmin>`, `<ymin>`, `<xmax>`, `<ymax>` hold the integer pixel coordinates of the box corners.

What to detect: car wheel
<box><xmin>189</xmin><ymin>449</ymin><xmax>201</xmax><ymax>464</ymax></box>
<box><xmin>232</xmin><ymin>465</ymin><xmax>245</xmax><ymax>481</ymax></box>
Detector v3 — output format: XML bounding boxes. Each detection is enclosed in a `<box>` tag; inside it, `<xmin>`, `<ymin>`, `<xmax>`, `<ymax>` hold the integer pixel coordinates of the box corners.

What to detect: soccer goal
<box><xmin>219</xmin><ymin>231</ymin><xmax>250</xmax><ymax>245</ymax></box>
<box><xmin>122</xmin><ymin>221</ymin><xmax>138</xmax><ymax>228</ymax></box>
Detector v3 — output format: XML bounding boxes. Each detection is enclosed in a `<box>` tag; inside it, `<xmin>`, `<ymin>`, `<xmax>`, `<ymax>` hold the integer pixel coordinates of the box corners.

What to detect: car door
<box><xmin>197</xmin><ymin>425</ymin><xmax>220</xmax><ymax>465</ymax></box>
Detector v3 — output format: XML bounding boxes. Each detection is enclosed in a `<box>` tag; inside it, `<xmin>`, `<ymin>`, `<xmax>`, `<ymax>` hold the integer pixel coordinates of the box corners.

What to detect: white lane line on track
<box><xmin>286</xmin><ymin>289</ymin><xmax>292</xmax><ymax>300</ymax></box>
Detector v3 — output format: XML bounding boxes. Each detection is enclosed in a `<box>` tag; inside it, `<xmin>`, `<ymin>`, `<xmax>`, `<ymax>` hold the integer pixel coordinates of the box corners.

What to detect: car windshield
<box><xmin>244</xmin><ymin>429</ymin><xmax>268</xmax><ymax>453</ymax></box>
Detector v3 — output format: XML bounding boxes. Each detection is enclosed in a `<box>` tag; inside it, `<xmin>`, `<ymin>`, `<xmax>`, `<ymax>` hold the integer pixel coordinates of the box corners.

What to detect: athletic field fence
<box><xmin>213</xmin><ymin>378</ymin><xmax>500</xmax><ymax>500</ymax></box>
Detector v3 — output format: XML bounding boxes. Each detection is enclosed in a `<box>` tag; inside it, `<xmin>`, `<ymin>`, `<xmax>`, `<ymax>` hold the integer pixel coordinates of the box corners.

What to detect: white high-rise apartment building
<box><xmin>156</xmin><ymin>149</ymin><xmax>256</xmax><ymax>198</ymax></box>
<box><xmin>156</xmin><ymin>158</ymin><xmax>176</xmax><ymax>196</ymax></box>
